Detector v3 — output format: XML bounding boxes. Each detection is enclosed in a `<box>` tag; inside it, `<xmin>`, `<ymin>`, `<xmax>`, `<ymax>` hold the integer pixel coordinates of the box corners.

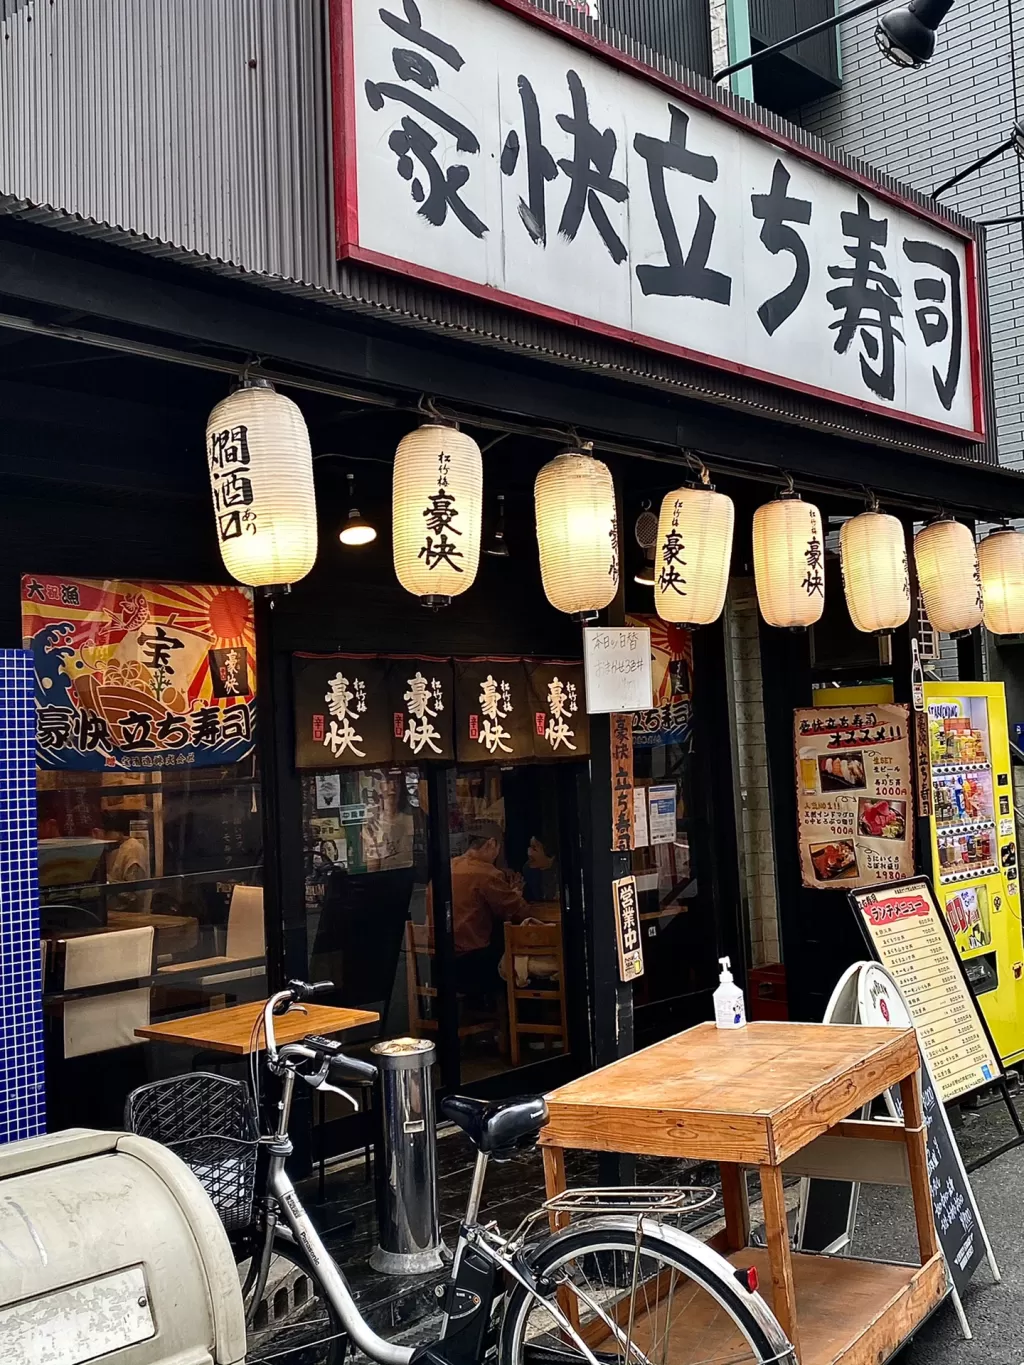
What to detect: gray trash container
<box><xmin>369</xmin><ymin>1036</ymin><xmax>445</xmax><ymax>1274</ymax></box>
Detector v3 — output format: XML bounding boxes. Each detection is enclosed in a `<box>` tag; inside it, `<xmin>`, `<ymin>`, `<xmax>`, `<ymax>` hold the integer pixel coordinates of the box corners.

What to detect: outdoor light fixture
<box><xmin>875</xmin><ymin>0</ymin><xmax>954</xmax><ymax>69</ymax></box>
<box><xmin>534</xmin><ymin>442</ymin><xmax>619</xmax><ymax>621</ymax></box>
<box><xmin>338</xmin><ymin>472</ymin><xmax>377</xmax><ymax>547</ymax></box>
<box><xmin>934</xmin><ymin>118</ymin><xmax>1024</xmax><ymax>198</ymax></box>
<box><xmin>752</xmin><ymin>491</ymin><xmax>825</xmax><ymax>630</ymax></box>
<box><xmin>654</xmin><ymin>485</ymin><xmax>735</xmax><ymax>628</ymax></box>
<box><xmin>205</xmin><ymin>376</ymin><xmax>317</xmax><ymax>588</ymax></box>
<box><xmin>914</xmin><ymin>517</ymin><xmax>983</xmax><ymax>636</ymax></box>
<box><xmin>839</xmin><ymin>505</ymin><xmax>911</xmax><ymax>635</ymax></box>
<box><xmin>633</xmin><ymin>504</ymin><xmax>658</xmax><ymax>587</ymax></box>
<box><xmin>979</xmin><ymin>527</ymin><xmax>1024</xmax><ymax>636</ymax></box>
<box><xmin>485</xmin><ymin>492</ymin><xmax>510</xmax><ymax>558</ymax></box>
<box><xmin>392</xmin><ymin>422</ymin><xmax>483</xmax><ymax>608</ymax></box>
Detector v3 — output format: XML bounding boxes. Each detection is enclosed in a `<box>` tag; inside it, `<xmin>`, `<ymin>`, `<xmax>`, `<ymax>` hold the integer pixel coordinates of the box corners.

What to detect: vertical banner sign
<box><xmin>612</xmin><ymin>875</ymin><xmax>644</xmax><ymax>981</ymax></box>
<box><xmin>21</xmin><ymin>576</ymin><xmax>257</xmax><ymax>771</ymax></box>
<box><xmin>610</xmin><ymin>713</ymin><xmax>634</xmax><ymax>852</ymax></box>
<box><xmin>914</xmin><ymin>710</ymin><xmax>932</xmax><ymax>818</ymax></box>
<box><xmin>850</xmin><ymin>877</ymin><xmax>1001</xmax><ymax>1102</ymax></box>
<box><xmin>0</xmin><ymin>650</ymin><xmax>44</xmax><ymax>1144</ymax></box>
<box><xmin>794</xmin><ymin>703</ymin><xmax>914</xmax><ymax>888</ymax></box>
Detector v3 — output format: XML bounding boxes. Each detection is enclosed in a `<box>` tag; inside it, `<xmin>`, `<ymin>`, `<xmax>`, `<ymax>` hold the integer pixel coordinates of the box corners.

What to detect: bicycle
<box><xmin>144</xmin><ymin>979</ymin><xmax>797</xmax><ymax>1365</ymax></box>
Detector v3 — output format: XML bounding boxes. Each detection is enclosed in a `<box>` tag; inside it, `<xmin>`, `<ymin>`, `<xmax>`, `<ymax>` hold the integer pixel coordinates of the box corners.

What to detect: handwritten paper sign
<box><xmin>613</xmin><ymin>875</ymin><xmax>645</xmax><ymax>981</ymax></box>
<box><xmin>584</xmin><ymin>627</ymin><xmax>653</xmax><ymax>715</ymax></box>
<box><xmin>795</xmin><ymin>703</ymin><xmax>914</xmax><ymax>890</ymax></box>
<box><xmin>610</xmin><ymin>712</ymin><xmax>635</xmax><ymax>853</ymax></box>
<box><xmin>850</xmin><ymin>877</ymin><xmax>1000</xmax><ymax>1103</ymax></box>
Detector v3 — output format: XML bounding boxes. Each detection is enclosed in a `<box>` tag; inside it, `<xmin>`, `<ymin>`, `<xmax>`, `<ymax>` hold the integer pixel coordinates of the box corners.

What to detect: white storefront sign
<box><xmin>336</xmin><ymin>0</ymin><xmax>982</xmax><ymax>440</ymax></box>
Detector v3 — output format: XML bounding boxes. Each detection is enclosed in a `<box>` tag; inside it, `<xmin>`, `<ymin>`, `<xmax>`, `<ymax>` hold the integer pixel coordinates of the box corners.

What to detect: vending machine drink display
<box><xmin>923</xmin><ymin>681</ymin><xmax>1024</xmax><ymax>1065</ymax></box>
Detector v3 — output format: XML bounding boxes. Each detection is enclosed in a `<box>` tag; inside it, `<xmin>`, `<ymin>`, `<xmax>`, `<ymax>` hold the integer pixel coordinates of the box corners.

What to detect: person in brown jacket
<box><xmin>451</xmin><ymin>820</ymin><xmax>530</xmax><ymax>1003</ymax></box>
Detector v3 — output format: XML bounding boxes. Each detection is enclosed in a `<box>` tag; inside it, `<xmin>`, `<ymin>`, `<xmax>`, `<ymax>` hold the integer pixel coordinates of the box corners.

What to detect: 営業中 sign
<box><xmin>583</xmin><ymin>627</ymin><xmax>653</xmax><ymax>715</ymax></box>
<box><xmin>849</xmin><ymin>877</ymin><xmax>1000</xmax><ymax>1103</ymax></box>
<box><xmin>794</xmin><ymin>703</ymin><xmax>913</xmax><ymax>890</ymax></box>
<box><xmin>612</xmin><ymin>874</ymin><xmax>644</xmax><ymax>980</ymax></box>
<box><xmin>338</xmin><ymin>0</ymin><xmax>981</xmax><ymax>439</ymax></box>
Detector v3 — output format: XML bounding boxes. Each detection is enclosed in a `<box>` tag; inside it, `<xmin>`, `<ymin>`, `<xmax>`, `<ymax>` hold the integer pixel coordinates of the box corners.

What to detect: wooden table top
<box><xmin>135</xmin><ymin>1000</ymin><xmax>379</xmax><ymax>1055</ymax></box>
<box><xmin>541</xmin><ymin>1021</ymin><xmax>919</xmax><ymax>1167</ymax></box>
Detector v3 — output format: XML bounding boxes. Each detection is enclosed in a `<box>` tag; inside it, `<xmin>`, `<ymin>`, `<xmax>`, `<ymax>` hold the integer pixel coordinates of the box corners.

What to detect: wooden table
<box><xmin>540</xmin><ymin>1022</ymin><xmax>943</xmax><ymax>1365</ymax></box>
<box><xmin>135</xmin><ymin>1000</ymin><xmax>379</xmax><ymax>1054</ymax></box>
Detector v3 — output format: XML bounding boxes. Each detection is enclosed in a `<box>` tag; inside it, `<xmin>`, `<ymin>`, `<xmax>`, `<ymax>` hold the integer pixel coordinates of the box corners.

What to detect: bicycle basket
<box><xmin>125</xmin><ymin>1072</ymin><xmax>259</xmax><ymax>1233</ymax></box>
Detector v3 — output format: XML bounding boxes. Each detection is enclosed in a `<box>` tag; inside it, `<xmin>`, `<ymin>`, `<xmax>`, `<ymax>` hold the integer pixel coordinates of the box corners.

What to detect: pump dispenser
<box><xmin>713</xmin><ymin>956</ymin><xmax>747</xmax><ymax>1030</ymax></box>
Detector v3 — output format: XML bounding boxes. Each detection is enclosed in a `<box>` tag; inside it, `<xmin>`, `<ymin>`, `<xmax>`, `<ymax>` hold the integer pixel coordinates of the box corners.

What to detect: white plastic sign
<box><xmin>583</xmin><ymin>627</ymin><xmax>653</xmax><ymax>715</ymax></box>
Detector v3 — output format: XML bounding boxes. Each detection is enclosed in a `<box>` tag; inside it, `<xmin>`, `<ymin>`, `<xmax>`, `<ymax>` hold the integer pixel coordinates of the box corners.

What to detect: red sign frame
<box><xmin>330</xmin><ymin>0</ymin><xmax>986</xmax><ymax>444</ymax></box>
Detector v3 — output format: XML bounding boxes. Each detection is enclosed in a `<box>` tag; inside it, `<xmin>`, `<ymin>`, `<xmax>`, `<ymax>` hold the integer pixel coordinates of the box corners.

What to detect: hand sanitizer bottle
<box><xmin>713</xmin><ymin>957</ymin><xmax>747</xmax><ymax>1030</ymax></box>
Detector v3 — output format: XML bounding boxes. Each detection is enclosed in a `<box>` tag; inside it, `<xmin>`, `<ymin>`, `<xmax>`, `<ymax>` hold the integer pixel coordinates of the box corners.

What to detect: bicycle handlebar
<box><xmin>262</xmin><ymin>980</ymin><xmax>378</xmax><ymax>1088</ymax></box>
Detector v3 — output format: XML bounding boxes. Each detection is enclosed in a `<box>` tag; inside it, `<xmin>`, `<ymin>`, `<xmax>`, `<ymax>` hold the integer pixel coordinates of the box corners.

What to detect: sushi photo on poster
<box><xmin>794</xmin><ymin>704</ymin><xmax>914</xmax><ymax>891</ymax></box>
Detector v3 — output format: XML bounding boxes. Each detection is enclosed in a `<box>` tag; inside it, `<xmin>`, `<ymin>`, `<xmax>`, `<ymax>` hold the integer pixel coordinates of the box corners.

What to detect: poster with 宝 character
<box><xmin>339</xmin><ymin>0</ymin><xmax>982</xmax><ymax>440</ymax></box>
<box><xmin>795</xmin><ymin>703</ymin><xmax>914</xmax><ymax>890</ymax></box>
<box><xmin>21</xmin><ymin>576</ymin><xmax>257</xmax><ymax>771</ymax></box>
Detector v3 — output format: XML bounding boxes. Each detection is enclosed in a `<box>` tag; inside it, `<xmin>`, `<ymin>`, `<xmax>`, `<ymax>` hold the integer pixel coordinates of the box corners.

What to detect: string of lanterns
<box><xmin>204</xmin><ymin>384</ymin><xmax>1024</xmax><ymax>639</ymax></box>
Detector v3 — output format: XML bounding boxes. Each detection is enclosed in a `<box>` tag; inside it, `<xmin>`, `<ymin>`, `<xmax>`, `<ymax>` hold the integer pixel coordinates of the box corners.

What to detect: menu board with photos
<box><xmin>795</xmin><ymin>703</ymin><xmax>914</xmax><ymax>890</ymax></box>
<box><xmin>850</xmin><ymin>877</ymin><xmax>1001</xmax><ymax>1103</ymax></box>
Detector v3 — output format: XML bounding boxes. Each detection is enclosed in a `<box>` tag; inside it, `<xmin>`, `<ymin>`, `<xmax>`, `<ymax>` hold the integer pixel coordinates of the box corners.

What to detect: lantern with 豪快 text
<box><xmin>839</xmin><ymin>509</ymin><xmax>911</xmax><ymax>634</ymax></box>
<box><xmin>654</xmin><ymin>486</ymin><xmax>735</xmax><ymax>627</ymax></box>
<box><xmin>392</xmin><ymin>423</ymin><xmax>483</xmax><ymax>608</ymax></box>
<box><xmin>534</xmin><ymin>444</ymin><xmax>619</xmax><ymax>620</ymax></box>
<box><xmin>752</xmin><ymin>493</ymin><xmax>825</xmax><ymax>629</ymax></box>
<box><xmin>914</xmin><ymin>518</ymin><xmax>983</xmax><ymax>636</ymax></box>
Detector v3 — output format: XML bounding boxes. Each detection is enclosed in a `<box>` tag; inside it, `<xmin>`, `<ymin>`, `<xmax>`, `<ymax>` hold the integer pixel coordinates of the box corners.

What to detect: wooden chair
<box><xmin>404</xmin><ymin>920</ymin><xmax>494</xmax><ymax>1041</ymax></box>
<box><xmin>503</xmin><ymin>922</ymin><xmax>568</xmax><ymax>1067</ymax></box>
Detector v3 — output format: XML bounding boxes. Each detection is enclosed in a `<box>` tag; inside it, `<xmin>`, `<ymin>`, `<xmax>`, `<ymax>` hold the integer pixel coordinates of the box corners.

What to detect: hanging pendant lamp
<box><xmin>914</xmin><ymin>518</ymin><xmax>983</xmax><ymax>637</ymax></box>
<box><xmin>654</xmin><ymin>484</ymin><xmax>735</xmax><ymax>627</ymax></box>
<box><xmin>534</xmin><ymin>442</ymin><xmax>619</xmax><ymax>620</ymax></box>
<box><xmin>392</xmin><ymin>422</ymin><xmax>483</xmax><ymax>608</ymax></box>
<box><xmin>839</xmin><ymin>506</ymin><xmax>910</xmax><ymax>634</ymax></box>
<box><xmin>205</xmin><ymin>377</ymin><xmax>318</xmax><ymax>588</ymax></box>
<box><xmin>752</xmin><ymin>491</ymin><xmax>825</xmax><ymax>629</ymax></box>
<box><xmin>979</xmin><ymin>526</ymin><xmax>1024</xmax><ymax>635</ymax></box>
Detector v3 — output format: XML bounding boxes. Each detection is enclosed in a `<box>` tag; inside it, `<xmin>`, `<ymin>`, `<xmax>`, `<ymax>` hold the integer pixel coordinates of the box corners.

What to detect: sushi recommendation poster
<box><xmin>794</xmin><ymin>703</ymin><xmax>914</xmax><ymax>890</ymax></box>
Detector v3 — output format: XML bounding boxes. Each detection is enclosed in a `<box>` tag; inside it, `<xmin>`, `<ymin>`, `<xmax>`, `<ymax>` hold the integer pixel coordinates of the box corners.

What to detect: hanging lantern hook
<box><xmin>416</xmin><ymin>394</ymin><xmax>459</xmax><ymax>428</ymax></box>
<box><xmin>862</xmin><ymin>485</ymin><xmax>880</xmax><ymax>513</ymax></box>
<box><xmin>779</xmin><ymin>471</ymin><xmax>797</xmax><ymax>498</ymax></box>
<box><xmin>683</xmin><ymin>449</ymin><xmax>712</xmax><ymax>487</ymax></box>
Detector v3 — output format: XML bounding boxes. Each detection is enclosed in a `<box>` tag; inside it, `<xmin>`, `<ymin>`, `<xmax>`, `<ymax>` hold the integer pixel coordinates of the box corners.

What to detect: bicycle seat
<box><xmin>440</xmin><ymin>1094</ymin><xmax>549</xmax><ymax>1160</ymax></box>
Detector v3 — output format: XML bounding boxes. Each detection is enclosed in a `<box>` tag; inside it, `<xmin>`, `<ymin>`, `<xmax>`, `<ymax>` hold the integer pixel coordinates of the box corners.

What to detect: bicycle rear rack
<box><xmin>543</xmin><ymin>1185</ymin><xmax>717</xmax><ymax>1217</ymax></box>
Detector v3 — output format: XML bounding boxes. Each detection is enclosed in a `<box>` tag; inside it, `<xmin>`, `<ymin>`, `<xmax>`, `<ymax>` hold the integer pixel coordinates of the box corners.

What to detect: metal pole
<box><xmin>931</xmin><ymin>139</ymin><xmax>1013</xmax><ymax>199</ymax></box>
<box><xmin>712</xmin><ymin>0</ymin><xmax>881</xmax><ymax>83</ymax></box>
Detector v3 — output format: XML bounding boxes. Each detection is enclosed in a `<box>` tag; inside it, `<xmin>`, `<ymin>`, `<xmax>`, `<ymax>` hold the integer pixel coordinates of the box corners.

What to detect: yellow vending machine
<box><xmin>923</xmin><ymin>681</ymin><xmax>1024</xmax><ymax>1065</ymax></box>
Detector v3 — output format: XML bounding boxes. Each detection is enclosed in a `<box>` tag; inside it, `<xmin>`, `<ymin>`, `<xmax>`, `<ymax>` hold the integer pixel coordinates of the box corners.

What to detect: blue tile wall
<box><xmin>0</xmin><ymin>649</ymin><xmax>44</xmax><ymax>1143</ymax></box>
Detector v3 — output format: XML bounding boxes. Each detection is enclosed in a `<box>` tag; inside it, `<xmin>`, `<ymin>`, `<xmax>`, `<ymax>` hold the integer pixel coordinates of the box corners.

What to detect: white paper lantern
<box><xmin>534</xmin><ymin>446</ymin><xmax>619</xmax><ymax>620</ymax></box>
<box><xmin>979</xmin><ymin>527</ymin><xmax>1024</xmax><ymax>635</ymax></box>
<box><xmin>205</xmin><ymin>379</ymin><xmax>317</xmax><ymax>588</ymax></box>
<box><xmin>392</xmin><ymin>423</ymin><xmax>482</xmax><ymax>607</ymax></box>
<box><xmin>654</xmin><ymin>487</ymin><xmax>735</xmax><ymax>627</ymax></box>
<box><xmin>752</xmin><ymin>494</ymin><xmax>826</xmax><ymax>629</ymax></box>
<box><xmin>914</xmin><ymin>518</ymin><xmax>983</xmax><ymax>636</ymax></box>
<box><xmin>839</xmin><ymin>511</ymin><xmax>910</xmax><ymax>634</ymax></box>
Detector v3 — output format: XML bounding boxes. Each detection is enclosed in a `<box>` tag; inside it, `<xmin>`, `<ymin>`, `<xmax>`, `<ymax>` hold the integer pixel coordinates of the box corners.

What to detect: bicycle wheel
<box><xmin>240</xmin><ymin>1235</ymin><xmax>347</xmax><ymax>1365</ymax></box>
<box><xmin>499</xmin><ymin>1220</ymin><xmax>793</xmax><ymax>1365</ymax></box>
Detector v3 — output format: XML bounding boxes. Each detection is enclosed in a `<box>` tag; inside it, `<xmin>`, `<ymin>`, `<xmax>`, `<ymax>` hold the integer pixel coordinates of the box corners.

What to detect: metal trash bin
<box><xmin>369</xmin><ymin>1036</ymin><xmax>445</xmax><ymax>1274</ymax></box>
<box><xmin>0</xmin><ymin>1127</ymin><xmax>246</xmax><ymax>1365</ymax></box>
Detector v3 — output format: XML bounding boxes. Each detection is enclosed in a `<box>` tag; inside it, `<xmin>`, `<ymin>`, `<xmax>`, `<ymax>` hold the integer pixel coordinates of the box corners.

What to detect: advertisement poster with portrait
<box><xmin>794</xmin><ymin>703</ymin><xmax>914</xmax><ymax>890</ymax></box>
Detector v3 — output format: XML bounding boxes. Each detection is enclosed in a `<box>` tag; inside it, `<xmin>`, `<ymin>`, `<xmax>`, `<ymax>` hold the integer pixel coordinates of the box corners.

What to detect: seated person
<box><xmin>451</xmin><ymin>821</ymin><xmax>531</xmax><ymax>1003</ymax></box>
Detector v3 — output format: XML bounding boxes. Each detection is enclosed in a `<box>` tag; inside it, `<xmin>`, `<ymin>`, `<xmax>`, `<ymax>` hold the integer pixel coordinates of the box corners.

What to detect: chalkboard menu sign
<box><xmin>849</xmin><ymin>877</ymin><xmax>1000</xmax><ymax>1103</ymax></box>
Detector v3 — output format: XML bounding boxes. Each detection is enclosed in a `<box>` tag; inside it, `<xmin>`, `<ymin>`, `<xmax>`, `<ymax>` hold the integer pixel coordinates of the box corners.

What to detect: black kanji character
<box><xmin>827</xmin><ymin>196</ymin><xmax>904</xmax><ymax>402</ymax></box>
<box><xmin>419</xmin><ymin>533</ymin><xmax>464</xmax><ymax>572</ymax></box>
<box><xmin>902</xmin><ymin>239</ymin><xmax>962</xmax><ymax>412</ymax></box>
<box><xmin>219</xmin><ymin>509</ymin><xmax>257</xmax><ymax>540</ymax></box>
<box><xmin>25</xmin><ymin>578</ymin><xmax>45</xmax><ymax>602</ymax></box>
<box><xmin>208</xmin><ymin>426</ymin><xmax>251</xmax><ymax>469</ymax></box>
<box><xmin>379</xmin><ymin>0</ymin><xmax>463</xmax><ymax>72</ymax></box>
<box><xmin>423</xmin><ymin>490</ymin><xmax>460</xmax><ymax>535</ymax></box>
<box><xmin>156</xmin><ymin>713</ymin><xmax>191</xmax><ymax>748</ymax></box>
<box><xmin>751</xmin><ymin>160</ymin><xmax>812</xmax><ymax>335</ymax></box>
<box><xmin>37</xmin><ymin>705</ymin><xmax>74</xmax><ymax>750</ymax></box>
<box><xmin>221</xmin><ymin>703</ymin><xmax>253</xmax><ymax>744</ymax></box>
<box><xmin>365</xmin><ymin>80</ymin><xmax>478</xmax><ymax>154</ymax></box>
<box><xmin>501</xmin><ymin>76</ymin><xmax>558</xmax><ymax>246</ymax></box>
<box><xmin>802</xmin><ymin>535</ymin><xmax>824</xmax><ymax>598</ymax></box>
<box><xmin>60</xmin><ymin>583</ymin><xmax>81</xmax><ymax>607</ymax></box>
<box><xmin>119</xmin><ymin>711</ymin><xmax>156</xmax><ymax>752</ymax></box>
<box><xmin>137</xmin><ymin>625</ymin><xmax>185</xmax><ymax>672</ymax></box>
<box><xmin>382</xmin><ymin>116</ymin><xmax>487</xmax><ymax>236</ymax></box>
<box><xmin>556</xmin><ymin>70</ymin><xmax>628</xmax><ymax>265</ymax></box>
<box><xmin>191</xmin><ymin>706</ymin><xmax>222</xmax><ymax>747</ymax></box>
<box><xmin>657</xmin><ymin>563</ymin><xmax>687</xmax><ymax>596</ymax></box>
<box><xmin>633</xmin><ymin>104</ymin><xmax>730</xmax><ymax>303</ymax></box>
<box><xmin>217</xmin><ymin>470</ymin><xmax>254</xmax><ymax>509</ymax></box>
<box><xmin>77</xmin><ymin>709</ymin><xmax>112</xmax><ymax>752</ymax></box>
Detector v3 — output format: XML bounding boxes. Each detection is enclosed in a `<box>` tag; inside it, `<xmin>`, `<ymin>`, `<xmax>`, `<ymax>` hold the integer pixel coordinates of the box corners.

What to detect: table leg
<box><xmin>759</xmin><ymin>1164</ymin><xmax>801</xmax><ymax>1362</ymax></box>
<box><xmin>541</xmin><ymin>1146</ymin><xmax>580</xmax><ymax>1333</ymax></box>
<box><xmin>900</xmin><ymin>1070</ymin><xmax>940</xmax><ymax>1265</ymax></box>
<box><xmin>720</xmin><ymin>1164</ymin><xmax>750</xmax><ymax>1252</ymax></box>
